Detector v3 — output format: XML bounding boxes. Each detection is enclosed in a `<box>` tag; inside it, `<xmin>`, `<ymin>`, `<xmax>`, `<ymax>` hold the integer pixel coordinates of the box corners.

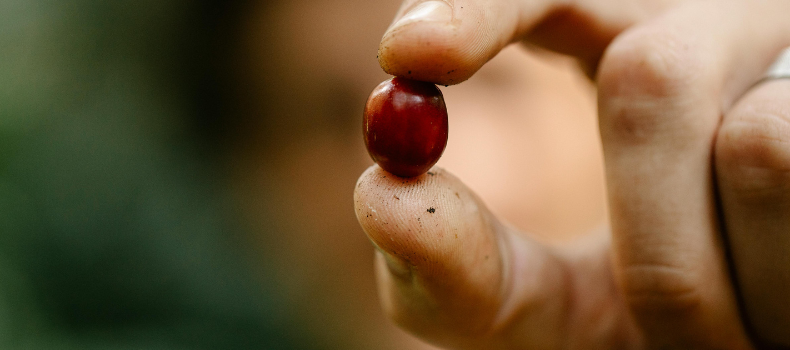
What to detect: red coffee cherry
<box><xmin>363</xmin><ymin>77</ymin><xmax>448</xmax><ymax>177</ymax></box>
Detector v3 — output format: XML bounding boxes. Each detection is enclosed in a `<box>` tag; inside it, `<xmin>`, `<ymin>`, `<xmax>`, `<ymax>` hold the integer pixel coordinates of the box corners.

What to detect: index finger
<box><xmin>378</xmin><ymin>0</ymin><xmax>676</xmax><ymax>85</ymax></box>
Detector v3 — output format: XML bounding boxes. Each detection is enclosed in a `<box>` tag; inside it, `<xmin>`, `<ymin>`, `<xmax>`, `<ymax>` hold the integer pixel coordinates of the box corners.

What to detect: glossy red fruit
<box><xmin>363</xmin><ymin>77</ymin><xmax>448</xmax><ymax>177</ymax></box>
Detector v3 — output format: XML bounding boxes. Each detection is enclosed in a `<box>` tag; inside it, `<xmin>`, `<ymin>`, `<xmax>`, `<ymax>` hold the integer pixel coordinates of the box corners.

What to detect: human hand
<box><xmin>355</xmin><ymin>0</ymin><xmax>790</xmax><ymax>348</ymax></box>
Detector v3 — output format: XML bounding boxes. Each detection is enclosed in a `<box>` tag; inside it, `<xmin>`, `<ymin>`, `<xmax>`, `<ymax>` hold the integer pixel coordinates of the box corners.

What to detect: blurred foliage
<box><xmin>0</xmin><ymin>1</ymin><xmax>323</xmax><ymax>348</ymax></box>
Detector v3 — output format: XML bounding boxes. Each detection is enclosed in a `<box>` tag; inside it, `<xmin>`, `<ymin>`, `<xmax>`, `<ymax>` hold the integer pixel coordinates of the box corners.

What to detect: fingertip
<box><xmin>375</xmin><ymin>248</ymin><xmax>412</xmax><ymax>281</ymax></box>
<box><xmin>354</xmin><ymin>164</ymin><xmax>504</xmax><ymax>287</ymax></box>
<box><xmin>354</xmin><ymin>165</ymin><xmax>473</xmax><ymax>269</ymax></box>
<box><xmin>355</xmin><ymin>165</ymin><xmax>579</xmax><ymax>347</ymax></box>
<box><xmin>355</xmin><ymin>165</ymin><xmax>509</xmax><ymax>343</ymax></box>
<box><xmin>378</xmin><ymin>0</ymin><xmax>518</xmax><ymax>85</ymax></box>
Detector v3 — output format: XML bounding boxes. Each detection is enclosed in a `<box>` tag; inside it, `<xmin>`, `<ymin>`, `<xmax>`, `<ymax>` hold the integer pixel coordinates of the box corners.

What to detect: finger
<box><xmin>378</xmin><ymin>0</ymin><xmax>550</xmax><ymax>85</ymax></box>
<box><xmin>596</xmin><ymin>1</ymin><xmax>790</xmax><ymax>347</ymax></box>
<box><xmin>378</xmin><ymin>0</ymin><xmax>677</xmax><ymax>85</ymax></box>
<box><xmin>355</xmin><ymin>165</ymin><xmax>565</xmax><ymax>348</ymax></box>
<box><xmin>354</xmin><ymin>165</ymin><xmax>636</xmax><ymax>349</ymax></box>
<box><xmin>716</xmin><ymin>79</ymin><xmax>790</xmax><ymax>347</ymax></box>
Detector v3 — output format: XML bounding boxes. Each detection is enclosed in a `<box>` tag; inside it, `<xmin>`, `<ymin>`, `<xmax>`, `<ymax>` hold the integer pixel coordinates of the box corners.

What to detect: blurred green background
<box><xmin>0</xmin><ymin>1</ymin><xmax>389</xmax><ymax>348</ymax></box>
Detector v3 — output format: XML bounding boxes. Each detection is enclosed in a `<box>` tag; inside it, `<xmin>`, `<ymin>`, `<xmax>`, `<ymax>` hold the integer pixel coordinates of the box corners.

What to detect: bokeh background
<box><xmin>0</xmin><ymin>0</ymin><xmax>607</xmax><ymax>349</ymax></box>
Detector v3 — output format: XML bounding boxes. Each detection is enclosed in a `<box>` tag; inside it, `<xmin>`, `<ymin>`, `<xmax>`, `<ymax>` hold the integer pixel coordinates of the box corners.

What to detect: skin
<box><xmin>354</xmin><ymin>0</ymin><xmax>790</xmax><ymax>348</ymax></box>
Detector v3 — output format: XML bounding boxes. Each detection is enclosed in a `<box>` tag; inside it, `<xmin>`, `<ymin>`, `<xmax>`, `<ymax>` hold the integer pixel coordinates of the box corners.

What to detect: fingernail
<box><xmin>377</xmin><ymin>249</ymin><xmax>412</xmax><ymax>279</ymax></box>
<box><xmin>390</xmin><ymin>1</ymin><xmax>452</xmax><ymax>30</ymax></box>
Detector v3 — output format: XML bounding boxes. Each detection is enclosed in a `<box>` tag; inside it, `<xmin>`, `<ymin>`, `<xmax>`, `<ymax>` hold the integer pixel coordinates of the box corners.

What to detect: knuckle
<box><xmin>716</xmin><ymin>104</ymin><xmax>790</xmax><ymax>194</ymax></box>
<box><xmin>600</xmin><ymin>27</ymin><xmax>702</xmax><ymax>97</ymax></box>
<box><xmin>620</xmin><ymin>263</ymin><xmax>702</xmax><ymax>317</ymax></box>
<box><xmin>598</xmin><ymin>26</ymin><xmax>712</xmax><ymax>147</ymax></box>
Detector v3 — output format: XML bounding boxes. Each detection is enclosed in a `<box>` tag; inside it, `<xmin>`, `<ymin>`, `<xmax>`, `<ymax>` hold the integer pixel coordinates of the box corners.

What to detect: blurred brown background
<box><xmin>0</xmin><ymin>0</ymin><xmax>605</xmax><ymax>348</ymax></box>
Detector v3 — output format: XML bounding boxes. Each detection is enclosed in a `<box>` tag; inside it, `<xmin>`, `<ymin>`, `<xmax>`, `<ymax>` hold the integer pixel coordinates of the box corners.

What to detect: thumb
<box><xmin>354</xmin><ymin>165</ymin><xmax>571</xmax><ymax>349</ymax></box>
